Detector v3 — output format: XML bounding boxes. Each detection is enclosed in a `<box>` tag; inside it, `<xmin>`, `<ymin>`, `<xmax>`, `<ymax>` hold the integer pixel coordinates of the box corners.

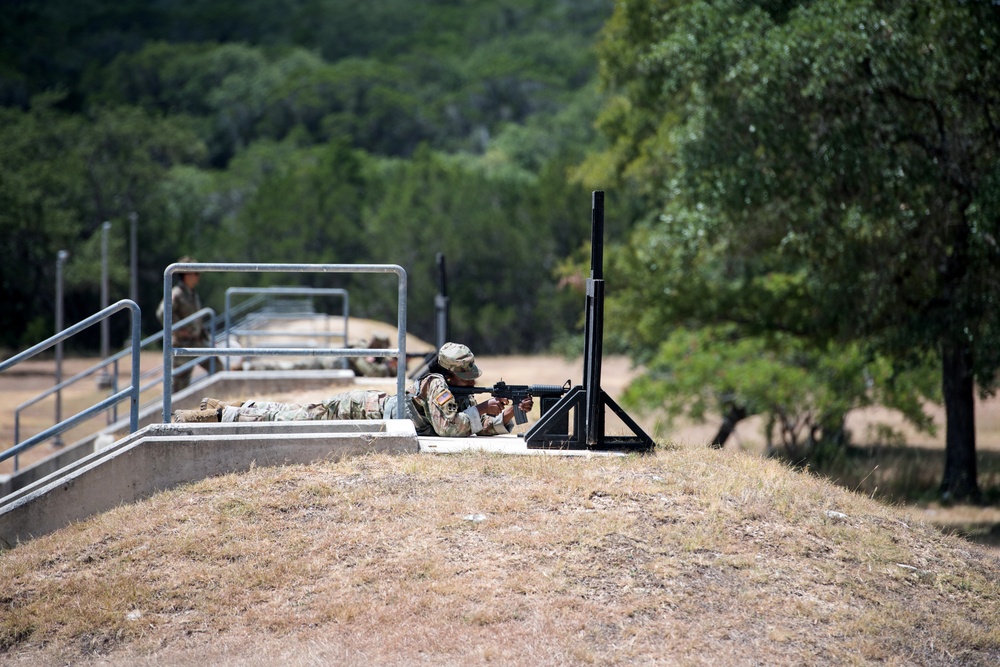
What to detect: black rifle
<box><xmin>449</xmin><ymin>380</ymin><xmax>571</xmax><ymax>425</ymax></box>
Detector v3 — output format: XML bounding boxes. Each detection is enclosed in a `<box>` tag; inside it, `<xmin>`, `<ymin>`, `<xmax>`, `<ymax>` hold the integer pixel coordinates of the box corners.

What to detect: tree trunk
<box><xmin>939</xmin><ymin>342</ymin><xmax>980</xmax><ymax>502</ymax></box>
<box><xmin>710</xmin><ymin>403</ymin><xmax>747</xmax><ymax>449</ymax></box>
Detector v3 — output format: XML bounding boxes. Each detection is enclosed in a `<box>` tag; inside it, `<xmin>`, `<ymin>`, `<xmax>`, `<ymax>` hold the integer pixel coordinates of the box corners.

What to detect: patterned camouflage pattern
<box><xmin>241</xmin><ymin>357</ymin><xmax>345</xmax><ymax>371</ymax></box>
<box><xmin>240</xmin><ymin>335</ymin><xmax>395</xmax><ymax>377</ymax></box>
<box><xmin>156</xmin><ymin>283</ymin><xmax>206</xmax><ymax>345</ymax></box>
<box><xmin>156</xmin><ymin>281</ymin><xmax>212</xmax><ymax>391</ymax></box>
<box><xmin>239</xmin><ymin>354</ymin><xmax>395</xmax><ymax>376</ymax></box>
<box><xmin>348</xmin><ymin>355</ymin><xmax>396</xmax><ymax>377</ymax></box>
<box><xmin>437</xmin><ymin>342</ymin><xmax>481</xmax><ymax>380</ymax></box>
<box><xmin>226</xmin><ymin>390</ymin><xmax>388</xmax><ymax>422</ymax></box>
<box><xmin>409</xmin><ymin>373</ymin><xmax>509</xmax><ymax>436</ymax></box>
<box><xmin>219</xmin><ymin>372</ymin><xmax>512</xmax><ymax>436</ymax></box>
<box><xmin>349</xmin><ymin>334</ymin><xmax>396</xmax><ymax>377</ymax></box>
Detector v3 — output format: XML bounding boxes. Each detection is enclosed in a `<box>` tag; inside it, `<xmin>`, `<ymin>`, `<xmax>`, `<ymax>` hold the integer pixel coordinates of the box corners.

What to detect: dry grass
<box><xmin>2</xmin><ymin>446</ymin><xmax>999</xmax><ymax>666</ymax></box>
<box><xmin>3</xmin><ymin>336</ymin><xmax>1000</xmax><ymax>665</ymax></box>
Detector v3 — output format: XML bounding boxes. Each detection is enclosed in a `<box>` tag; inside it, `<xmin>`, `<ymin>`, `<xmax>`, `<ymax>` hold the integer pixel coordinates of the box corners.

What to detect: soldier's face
<box><xmin>447</xmin><ymin>373</ymin><xmax>475</xmax><ymax>386</ymax></box>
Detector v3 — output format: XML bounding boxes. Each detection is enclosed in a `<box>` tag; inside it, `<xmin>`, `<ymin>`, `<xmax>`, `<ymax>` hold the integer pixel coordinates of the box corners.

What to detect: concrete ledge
<box><xmin>0</xmin><ymin>419</ymin><xmax>417</xmax><ymax>548</ymax></box>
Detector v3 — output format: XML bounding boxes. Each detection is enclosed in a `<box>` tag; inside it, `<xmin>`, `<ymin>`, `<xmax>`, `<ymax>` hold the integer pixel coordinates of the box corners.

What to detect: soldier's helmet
<box><xmin>438</xmin><ymin>342</ymin><xmax>481</xmax><ymax>380</ymax></box>
<box><xmin>369</xmin><ymin>335</ymin><xmax>391</xmax><ymax>349</ymax></box>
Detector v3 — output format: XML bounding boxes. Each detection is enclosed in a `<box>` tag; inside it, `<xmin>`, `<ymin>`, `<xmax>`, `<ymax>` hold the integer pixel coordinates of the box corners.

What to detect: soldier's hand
<box><xmin>479</xmin><ymin>397</ymin><xmax>506</xmax><ymax>416</ymax></box>
<box><xmin>518</xmin><ymin>396</ymin><xmax>534</xmax><ymax>413</ymax></box>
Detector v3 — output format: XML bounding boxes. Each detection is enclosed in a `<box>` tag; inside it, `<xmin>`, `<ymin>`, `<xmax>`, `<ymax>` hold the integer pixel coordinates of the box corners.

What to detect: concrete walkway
<box><xmin>0</xmin><ymin>369</ymin><xmax>359</xmax><ymax>497</ymax></box>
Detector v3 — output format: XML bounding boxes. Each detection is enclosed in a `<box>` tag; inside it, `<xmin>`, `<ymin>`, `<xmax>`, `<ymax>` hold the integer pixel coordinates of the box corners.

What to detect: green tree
<box><xmin>1</xmin><ymin>0</ymin><xmax>615</xmax><ymax>358</ymax></box>
<box><xmin>363</xmin><ymin>145</ymin><xmax>587</xmax><ymax>352</ymax></box>
<box><xmin>0</xmin><ymin>98</ymin><xmax>86</xmax><ymax>349</ymax></box>
<box><xmin>621</xmin><ymin>324</ymin><xmax>937</xmax><ymax>457</ymax></box>
<box><xmin>0</xmin><ymin>96</ymin><xmax>205</xmax><ymax>347</ymax></box>
<box><xmin>593</xmin><ymin>0</ymin><xmax>1000</xmax><ymax>499</ymax></box>
<box><xmin>217</xmin><ymin>140</ymin><xmax>370</xmax><ymax>266</ymax></box>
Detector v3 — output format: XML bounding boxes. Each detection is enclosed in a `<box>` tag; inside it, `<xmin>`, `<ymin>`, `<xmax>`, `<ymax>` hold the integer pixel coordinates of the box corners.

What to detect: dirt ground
<box><xmin>2</xmin><ymin>317</ymin><xmax>999</xmax><ymax>548</ymax></box>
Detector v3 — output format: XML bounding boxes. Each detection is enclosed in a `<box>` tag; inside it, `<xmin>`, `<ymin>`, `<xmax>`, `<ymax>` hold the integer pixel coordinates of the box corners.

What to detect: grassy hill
<box><xmin>2</xmin><ymin>445</ymin><xmax>998</xmax><ymax>666</ymax></box>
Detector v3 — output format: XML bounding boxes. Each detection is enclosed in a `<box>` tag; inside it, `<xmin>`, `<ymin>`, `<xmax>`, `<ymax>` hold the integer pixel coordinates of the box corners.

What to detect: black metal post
<box><xmin>523</xmin><ymin>191</ymin><xmax>654</xmax><ymax>452</ymax></box>
<box><xmin>434</xmin><ymin>252</ymin><xmax>450</xmax><ymax>349</ymax></box>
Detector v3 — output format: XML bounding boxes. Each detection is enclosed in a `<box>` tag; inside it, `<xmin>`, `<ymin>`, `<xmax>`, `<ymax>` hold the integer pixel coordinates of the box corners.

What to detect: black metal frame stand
<box><xmin>523</xmin><ymin>191</ymin><xmax>655</xmax><ymax>452</ymax></box>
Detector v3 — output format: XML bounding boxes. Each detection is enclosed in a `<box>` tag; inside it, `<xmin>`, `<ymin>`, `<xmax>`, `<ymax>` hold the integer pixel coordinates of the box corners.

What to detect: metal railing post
<box><xmin>100</xmin><ymin>221</ymin><xmax>111</xmax><ymax>363</ymax></box>
<box><xmin>98</xmin><ymin>221</ymin><xmax>114</xmax><ymax>394</ymax></box>
<box><xmin>129</xmin><ymin>212</ymin><xmax>138</xmax><ymax>304</ymax></box>
<box><xmin>54</xmin><ymin>249</ymin><xmax>68</xmax><ymax>447</ymax></box>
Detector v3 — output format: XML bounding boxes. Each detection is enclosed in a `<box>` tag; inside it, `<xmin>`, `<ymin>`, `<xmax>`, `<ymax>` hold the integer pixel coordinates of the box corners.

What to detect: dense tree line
<box><xmin>0</xmin><ymin>0</ymin><xmax>612</xmax><ymax>354</ymax></box>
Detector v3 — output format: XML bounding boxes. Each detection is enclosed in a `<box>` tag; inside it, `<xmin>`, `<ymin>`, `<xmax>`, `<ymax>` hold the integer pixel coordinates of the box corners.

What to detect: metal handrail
<box><xmin>224</xmin><ymin>287</ymin><xmax>349</xmax><ymax>370</ymax></box>
<box><xmin>0</xmin><ymin>300</ymin><xmax>142</xmax><ymax>468</ymax></box>
<box><xmin>219</xmin><ymin>293</ymin><xmax>267</xmax><ymax>326</ymax></box>
<box><xmin>163</xmin><ymin>264</ymin><xmax>407</xmax><ymax>422</ymax></box>
<box><xmin>11</xmin><ymin>308</ymin><xmax>216</xmax><ymax>454</ymax></box>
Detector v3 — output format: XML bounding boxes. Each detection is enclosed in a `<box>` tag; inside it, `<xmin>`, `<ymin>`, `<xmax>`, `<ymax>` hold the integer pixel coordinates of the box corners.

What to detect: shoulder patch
<box><xmin>434</xmin><ymin>390</ymin><xmax>454</xmax><ymax>406</ymax></box>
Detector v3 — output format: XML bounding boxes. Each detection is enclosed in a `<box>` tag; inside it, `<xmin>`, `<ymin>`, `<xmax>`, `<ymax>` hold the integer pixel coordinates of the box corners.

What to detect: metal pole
<box><xmin>585</xmin><ymin>191</ymin><xmax>605</xmax><ymax>446</ymax></box>
<box><xmin>98</xmin><ymin>222</ymin><xmax>113</xmax><ymax>391</ymax></box>
<box><xmin>54</xmin><ymin>249</ymin><xmax>69</xmax><ymax>447</ymax></box>
<box><xmin>100</xmin><ymin>221</ymin><xmax>111</xmax><ymax>358</ymax></box>
<box><xmin>435</xmin><ymin>252</ymin><xmax>449</xmax><ymax>349</ymax></box>
<box><xmin>129</xmin><ymin>212</ymin><xmax>138</xmax><ymax>304</ymax></box>
<box><xmin>590</xmin><ymin>191</ymin><xmax>604</xmax><ymax>281</ymax></box>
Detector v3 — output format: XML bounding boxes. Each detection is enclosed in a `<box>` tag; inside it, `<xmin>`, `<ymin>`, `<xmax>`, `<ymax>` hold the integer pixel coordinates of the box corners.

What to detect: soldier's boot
<box><xmin>200</xmin><ymin>397</ymin><xmax>242</xmax><ymax>411</ymax></box>
<box><xmin>172</xmin><ymin>408</ymin><xmax>222</xmax><ymax>423</ymax></box>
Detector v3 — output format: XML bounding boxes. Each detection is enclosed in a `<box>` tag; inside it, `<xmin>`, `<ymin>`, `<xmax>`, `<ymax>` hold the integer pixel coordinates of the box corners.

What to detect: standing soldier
<box><xmin>157</xmin><ymin>257</ymin><xmax>214</xmax><ymax>391</ymax></box>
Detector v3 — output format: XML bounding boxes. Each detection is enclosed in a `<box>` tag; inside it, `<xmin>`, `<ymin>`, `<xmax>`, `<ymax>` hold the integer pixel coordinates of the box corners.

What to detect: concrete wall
<box><xmin>0</xmin><ymin>419</ymin><xmax>418</xmax><ymax>549</ymax></box>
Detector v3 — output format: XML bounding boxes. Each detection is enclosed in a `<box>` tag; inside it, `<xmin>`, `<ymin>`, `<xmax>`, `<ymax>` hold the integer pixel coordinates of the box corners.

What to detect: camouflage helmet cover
<box><xmin>438</xmin><ymin>342</ymin><xmax>481</xmax><ymax>381</ymax></box>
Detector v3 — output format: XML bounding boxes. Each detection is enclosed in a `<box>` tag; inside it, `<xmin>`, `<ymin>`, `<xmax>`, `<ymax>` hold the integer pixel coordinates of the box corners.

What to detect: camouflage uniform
<box><xmin>222</xmin><ymin>373</ymin><xmax>511</xmax><ymax>436</ymax></box>
<box><xmin>220</xmin><ymin>342</ymin><xmax>511</xmax><ymax>436</ymax></box>
<box><xmin>406</xmin><ymin>372</ymin><xmax>511</xmax><ymax>436</ymax></box>
<box><xmin>348</xmin><ymin>355</ymin><xmax>396</xmax><ymax>377</ymax></box>
<box><xmin>156</xmin><ymin>261</ymin><xmax>214</xmax><ymax>391</ymax></box>
<box><xmin>227</xmin><ymin>390</ymin><xmax>388</xmax><ymax>422</ymax></box>
<box><xmin>347</xmin><ymin>335</ymin><xmax>396</xmax><ymax>377</ymax></box>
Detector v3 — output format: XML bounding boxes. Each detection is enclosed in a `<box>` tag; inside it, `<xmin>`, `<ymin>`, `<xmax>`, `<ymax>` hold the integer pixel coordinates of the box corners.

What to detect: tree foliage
<box><xmin>593</xmin><ymin>0</ymin><xmax>1000</xmax><ymax>499</ymax></box>
<box><xmin>0</xmin><ymin>96</ymin><xmax>204</xmax><ymax>347</ymax></box>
